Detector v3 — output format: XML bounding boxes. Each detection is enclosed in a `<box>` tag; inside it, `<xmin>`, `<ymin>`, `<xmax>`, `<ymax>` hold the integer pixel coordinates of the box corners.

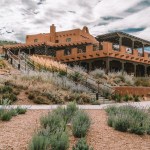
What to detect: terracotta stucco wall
<box><xmin>114</xmin><ymin>86</ymin><xmax>150</xmax><ymax>96</ymax></box>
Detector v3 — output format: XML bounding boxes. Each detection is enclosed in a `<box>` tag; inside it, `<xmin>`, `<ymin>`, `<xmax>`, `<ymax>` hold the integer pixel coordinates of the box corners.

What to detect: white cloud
<box><xmin>0</xmin><ymin>0</ymin><xmax>150</xmax><ymax>42</ymax></box>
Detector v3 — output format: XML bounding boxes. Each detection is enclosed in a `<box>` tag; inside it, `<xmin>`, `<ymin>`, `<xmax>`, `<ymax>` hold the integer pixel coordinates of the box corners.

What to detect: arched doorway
<box><xmin>124</xmin><ymin>62</ymin><xmax>134</xmax><ymax>75</ymax></box>
<box><xmin>92</xmin><ymin>60</ymin><xmax>106</xmax><ymax>70</ymax></box>
<box><xmin>136</xmin><ymin>65</ymin><xmax>145</xmax><ymax>77</ymax></box>
<box><xmin>147</xmin><ymin>66</ymin><xmax>150</xmax><ymax>76</ymax></box>
<box><xmin>110</xmin><ymin>60</ymin><xmax>122</xmax><ymax>72</ymax></box>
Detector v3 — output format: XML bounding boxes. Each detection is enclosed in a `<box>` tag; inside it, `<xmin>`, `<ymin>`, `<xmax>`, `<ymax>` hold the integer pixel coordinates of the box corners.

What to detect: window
<box><xmin>77</xmin><ymin>45</ymin><xmax>86</xmax><ymax>53</ymax></box>
<box><xmin>112</xmin><ymin>43</ymin><xmax>119</xmax><ymax>51</ymax></box>
<box><xmin>93</xmin><ymin>43</ymin><xmax>102</xmax><ymax>51</ymax></box>
<box><xmin>66</xmin><ymin>38</ymin><xmax>71</xmax><ymax>42</ymax></box>
<box><xmin>49</xmin><ymin>49</ymin><xmax>56</xmax><ymax>57</ymax></box>
<box><xmin>34</xmin><ymin>39</ymin><xmax>38</xmax><ymax>43</ymax></box>
<box><xmin>55</xmin><ymin>40</ymin><xmax>59</xmax><ymax>43</ymax></box>
<box><xmin>64</xmin><ymin>48</ymin><xmax>71</xmax><ymax>55</ymax></box>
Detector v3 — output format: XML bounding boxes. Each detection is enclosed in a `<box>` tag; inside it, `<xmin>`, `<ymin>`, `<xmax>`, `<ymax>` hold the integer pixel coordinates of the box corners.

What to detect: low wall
<box><xmin>114</xmin><ymin>86</ymin><xmax>150</xmax><ymax>96</ymax></box>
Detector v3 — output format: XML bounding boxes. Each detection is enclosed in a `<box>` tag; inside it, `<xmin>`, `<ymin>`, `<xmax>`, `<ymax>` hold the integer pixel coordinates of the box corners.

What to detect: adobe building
<box><xmin>3</xmin><ymin>24</ymin><xmax>150</xmax><ymax>76</ymax></box>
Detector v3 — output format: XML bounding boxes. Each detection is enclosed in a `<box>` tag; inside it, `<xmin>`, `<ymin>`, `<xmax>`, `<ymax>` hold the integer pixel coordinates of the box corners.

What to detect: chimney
<box><xmin>50</xmin><ymin>24</ymin><xmax>56</xmax><ymax>43</ymax></box>
<box><xmin>50</xmin><ymin>24</ymin><xmax>56</xmax><ymax>34</ymax></box>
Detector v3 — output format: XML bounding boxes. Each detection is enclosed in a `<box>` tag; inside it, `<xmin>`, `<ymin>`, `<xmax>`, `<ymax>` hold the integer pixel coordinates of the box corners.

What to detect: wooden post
<box><xmin>134</xmin><ymin>64</ymin><xmax>136</xmax><ymax>77</ymax></box>
<box><xmin>142</xmin><ymin>43</ymin><xmax>145</xmax><ymax>57</ymax></box>
<box><xmin>119</xmin><ymin>37</ymin><xmax>122</xmax><ymax>51</ymax></box>
<box><xmin>106</xmin><ymin>58</ymin><xmax>110</xmax><ymax>74</ymax></box>
<box><xmin>132</xmin><ymin>40</ymin><xmax>134</xmax><ymax>54</ymax></box>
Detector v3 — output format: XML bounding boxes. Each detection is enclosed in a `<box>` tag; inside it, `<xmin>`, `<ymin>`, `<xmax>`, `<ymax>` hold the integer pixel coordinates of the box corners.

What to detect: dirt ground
<box><xmin>0</xmin><ymin>110</ymin><xmax>150</xmax><ymax>150</ymax></box>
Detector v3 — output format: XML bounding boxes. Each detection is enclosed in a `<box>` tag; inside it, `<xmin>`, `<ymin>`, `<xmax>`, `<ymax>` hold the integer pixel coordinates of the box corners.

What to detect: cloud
<box><xmin>0</xmin><ymin>0</ymin><xmax>149</xmax><ymax>43</ymax></box>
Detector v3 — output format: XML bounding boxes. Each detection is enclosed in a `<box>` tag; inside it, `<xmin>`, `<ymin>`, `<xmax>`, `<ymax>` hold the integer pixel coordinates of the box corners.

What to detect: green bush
<box><xmin>123</xmin><ymin>94</ymin><xmax>130</xmax><ymax>102</ymax></box>
<box><xmin>28</xmin><ymin>93</ymin><xmax>35</xmax><ymax>100</ymax></box>
<box><xmin>112</xmin><ymin>93</ymin><xmax>122</xmax><ymax>102</ymax></box>
<box><xmin>50</xmin><ymin>131</ymin><xmax>69</xmax><ymax>150</ymax></box>
<box><xmin>40</xmin><ymin>112</ymin><xmax>66</xmax><ymax>133</ymax></box>
<box><xmin>73</xmin><ymin>138</ymin><xmax>93</xmax><ymax>150</ymax></box>
<box><xmin>9</xmin><ymin>109</ymin><xmax>18</xmax><ymax>116</ymax></box>
<box><xmin>16</xmin><ymin>107</ymin><xmax>27</xmax><ymax>114</ymax></box>
<box><xmin>72</xmin><ymin>110</ymin><xmax>91</xmax><ymax>138</ymax></box>
<box><xmin>29</xmin><ymin>135</ymin><xmax>50</xmax><ymax>150</ymax></box>
<box><xmin>2</xmin><ymin>93</ymin><xmax>17</xmax><ymax>102</ymax></box>
<box><xmin>0</xmin><ymin>85</ymin><xmax>13</xmax><ymax>93</ymax></box>
<box><xmin>133</xmin><ymin>95</ymin><xmax>140</xmax><ymax>102</ymax></box>
<box><xmin>0</xmin><ymin>98</ymin><xmax>11</xmax><ymax>105</ymax></box>
<box><xmin>106</xmin><ymin>105</ymin><xmax>150</xmax><ymax>135</ymax></box>
<box><xmin>1</xmin><ymin>111</ymin><xmax>12</xmax><ymax>121</ymax></box>
<box><xmin>112</xmin><ymin>115</ymin><xmax>130</xmax><ymax>132</ymax></box>
<box><xmin>66</xmin><ymin>102</ymin><xmax>78</xmax><ymax>123</ymax></box>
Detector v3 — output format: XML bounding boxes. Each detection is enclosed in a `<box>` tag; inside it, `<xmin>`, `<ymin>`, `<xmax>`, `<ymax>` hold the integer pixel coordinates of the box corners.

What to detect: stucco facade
<box><xmin>3</xmin><ymin>24</ymin><xmax>150</xmax><ymax>76</ymax></box>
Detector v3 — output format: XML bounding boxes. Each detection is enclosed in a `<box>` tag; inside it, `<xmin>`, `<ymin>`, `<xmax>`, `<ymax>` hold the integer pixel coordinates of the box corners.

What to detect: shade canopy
<box><xmin>96</xmin><ymin>32</ymin><xmax>150</xmax><ymax>48</ymax></box>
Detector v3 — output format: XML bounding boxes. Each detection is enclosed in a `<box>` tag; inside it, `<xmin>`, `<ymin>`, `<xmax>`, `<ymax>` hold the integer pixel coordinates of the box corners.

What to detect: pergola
<box><xmin>96</xmin><ymin>32</ymin><xmax>150</xmax><ymax>56</ymax></box>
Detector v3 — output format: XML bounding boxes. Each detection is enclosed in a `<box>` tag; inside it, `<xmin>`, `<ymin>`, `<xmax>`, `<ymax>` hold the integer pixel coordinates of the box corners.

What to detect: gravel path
<box><xmin>0</xmin><ymin>110</ymin><xmax>48</xmax><ymax>150</ymax></box>
<box><xmin>0</xmin><ymin>110</ymin><xmax>150</xmax><ymax>150</ymax></box>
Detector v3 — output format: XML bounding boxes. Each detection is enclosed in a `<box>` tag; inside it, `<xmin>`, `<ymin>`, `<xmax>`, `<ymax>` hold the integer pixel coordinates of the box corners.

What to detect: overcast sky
<box><xmin>0</xmin><ymin>0</ymin><xmax>150</xmax><ymax>43</ymax></box>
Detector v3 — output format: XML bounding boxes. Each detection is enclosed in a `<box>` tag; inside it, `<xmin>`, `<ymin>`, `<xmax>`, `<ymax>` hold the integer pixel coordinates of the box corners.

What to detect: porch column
<box><xmin>29</xmin><ymin>48</ymin><xmax>31</xmax><ymax>55</ymax></box>
<box><xmin>134</xmin><ymin>64</ymin><xmax>136</xmax><ymax>77</ymax></box>
<box><xmin>45</xmin><ymin>45</ymin><xmax>47</xmax><ymax>55</ymax></box>
<box><xmin>132</xmin><ymin>40</ymin><xmax>135</xmax><ymax>54</ymax></box>
<box><xmin>106</xmin><ymin>58</ymin><xmax>110</xmax><ymax>74</ymax></box>
<box><xmin>119</xmin><ymin>37</ymin><xmax>122</xmax><ymax>51</ymax></box>
<box><xmin>88</xmin><ymin>61</ymin><xmax>92</xmax><ymax>72</ymax></box>
<box><xmin>142</xmin><ymin>43</ymin><xmax>145</xmax><ymax>57</ymax></box>
<box><xmin>121</xmin><ymin>61</ymin><xmax>125</xmax><ymax>73</ymax></box>
<box><xmin>145</xmin><ymin>66</ymin><xmax>147</xmax><ymax>77</ymax></box>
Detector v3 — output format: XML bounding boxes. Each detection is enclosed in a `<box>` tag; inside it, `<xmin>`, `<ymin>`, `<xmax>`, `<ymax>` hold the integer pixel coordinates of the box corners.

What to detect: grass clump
<box><xmin>16</xmin><ymin>107</ymin><xmax>27</xmax><ymax>114</ymax></box>
<box><xmin>29</xmin><ymin>135</ymin><xmax>50</xmax><ymax>150</ymax></box>
<box><xmin>106</xmin><ymin>105</ymin><xmax>150</xmax><ymax>135</ymax></box>
<box><xmin>73</xmin><ymin>138</ymin><xmax>93</xmax><ymax>150</ymax></box>
<box><xmin>29</xmin><ymin>103</ymin><xmax>91</xmax><ymax>150</ymax></box>
<box><xmin>50</xmin><ymin>131</ymin><xmax>69</xmax><ymax>150</ymax></box>
<box><xmin>72</xmin><ymin>110</ymin><xmax>91</xmax><ymax>138</ymax></box>
<box><xmin>1</xmin><ymin>111</ymin><xmax>13</xmax><ymax>121</ymax></box>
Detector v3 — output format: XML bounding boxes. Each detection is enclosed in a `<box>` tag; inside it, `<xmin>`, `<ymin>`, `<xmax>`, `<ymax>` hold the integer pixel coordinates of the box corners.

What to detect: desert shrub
<box><xmin>73</xmin><ymin>138</ymin><xmax>93</xmax><ymax>150</ymax></box>
<box><xmin>50</xmin><ymin>131</ymin><xmax>69</xmax><ymax>150</ymax></box>
<box><xmin>9</xmin><ymin>109</ymin><xmax>18</xmax><ymax>116</ymax></box>
<box><xmin>58</xmin><ymin>70</ymin><xmax>67</xmax><ymax>77</ymax></box>
<box><xmin>112</xmin><ymin>93</ymin><xmax>122</xmax><ymax>102</ymax></box>
<box><xmin>16</xmin><ymin>107</ymin><xmax>27</xmax><ymax>114</ymax></box>
<box><xmin>0</xmin><ymin>109</ymin><xmax>4</xmax><ymax>118</ymax></box>
<box><xmin>100</xmin><ymin>85</ymin><xmax>113</xmax><ymax>98</ymax></box>
<box><xmin>28</xmin><ymin>93</ymin><xmax>35</xmax><ymax>100</ymax></box>
<box><xmin>123</xmin><ymin>94</ymin><xmax>130</xmax><ymax>102</ymax></box>
<box><xmin>1</xmin><ymin>111</ymin><xmax>12</xmax><ymax>121</ymax></box>
<box><xmin>90</xmin><ymin>69</ymin><xmax>105</xmax><ymax>79</ymax></box>
<box><xmin>43</xmin><ymin>92</ymin><xmax>64</xmax><ymax>104</ymax></box>
<box><xmin>112</xmin><ymin>114</ymin><xmax>130</xmax><ymax>132</ymax></box>
<box><xmin>29</xmin><ymin>135</ymin><xmax>50</xmax><ymax>150</ymax></box>
<box><xmin>0</xmin><ymin>59</ymin><xmax>6</xmax><ymax>69</ymax></box>
<box><xmin>69</xmin><ymin>72</ymin><xmax>83</xmax><ymax>83</ymax></box>
<box><xmin>0</xmin><ymin>85</ymin><xmax>13</xmax><ymax>93</ymax></box>
<box><xmin>72</xmin><ymin>110</ymin><xmax>91</xmax><ymax>138</ymax></box>
<box><xmin>40</xmin><ymin>112</ymin><xmax>66</xmax><ymax>132</ymax></box>
<box><xmin>65</xmin><ymin>93</ymin><xmax>92</xmax><ymax>104</ymax></box>
<box><xmin>34</xmin><ymin>96</ymin><xmax>50</xmax><ymax>104</ymax></box>
<box><xmin>133</xmin><ymin>95</ymin><xmax>140</xmax><ymax>102</ymax></box>
<box><xmin>0</xmin><ymin>98</ymin><xmax>11</xmax><ymax>105</ymax></box>
<box><xmin>134</xmin><ymin>78</ymin><xmax>150</xmax><ymax>87</ymax></box>
<box><xmin>2</xmin><ymin>93</ymin><xmax>17</xmax><ymax>102</ymax></box>
<box><xmin>106</xmin><ymin>105</ymin><xmax>150</xmax><ymax>135</ymax></box>
<box><xmin>65</xmin><ymin>102</ymin><xmax>78</xmax><ymax>123</ymax></box>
